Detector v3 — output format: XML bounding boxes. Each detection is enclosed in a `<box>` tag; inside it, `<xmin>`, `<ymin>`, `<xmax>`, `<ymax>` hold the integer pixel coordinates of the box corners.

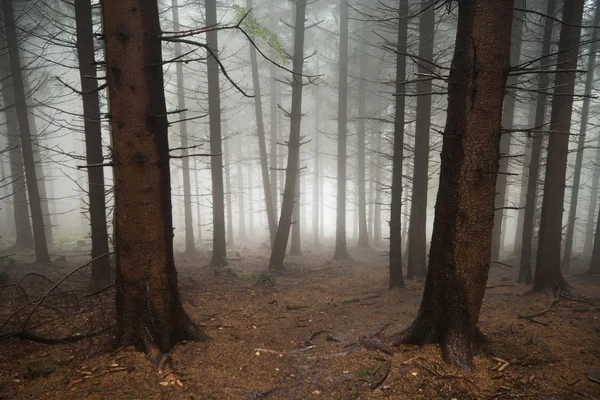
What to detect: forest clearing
<box><xmin>0</xmin><ymin>246</ymin><xmax>598</xmax><ymax>399</ymax></box>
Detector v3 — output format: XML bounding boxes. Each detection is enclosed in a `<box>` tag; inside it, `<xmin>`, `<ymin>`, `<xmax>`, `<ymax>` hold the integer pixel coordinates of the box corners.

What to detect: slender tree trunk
<box><xmin>270</xmin><ymin>64</ymin><xmax>279</xmax><ymax>219</ymax></box>
<box><xmin>588</xmin><ymin>197</ymin><xmax>600</xmax><ymax>274</ymax></box>
<box><xmin>518</xmin><ymin>0</ymin><xmax>555</xmax><ymax>285</ymax></box>
<box><xmin>193</xmin><ymin>157</ymin><xmax>202</xmax><ymax>246</ymax></box>
<box><xmin>247</xmin><ymin>1</ymin><xmax>276</xmax><ymax>244</ymax></box>
<box><xmin>0</xmin><ymin>30</ymin><xmax>33</xmax><ymax>248</ymax></box>
<box><xmin>374</xmin><ymin>129</ymin><xmax>382</xmax><ymax>247</ymax></box>
<box><xmin>206</xmin><ymin>0</ymin><xmax>227</xmax><ymax>267</ymax></box>
<box><xmin>333</xmin><ymin>0</ymin><xmax>350</xmax><ymax>260</ymax></box>
<box><xmin>491</xmin><ymin>0</ymin><xmax>525</xmax><ymax>260</ymax></box>
<box><xmin>391</xmin><ymin>0</ymin><xmax>513</xmax><ymax>370</ymax></box>
<box><xmin>406</xmin><ymin>0</ymin><xmax>434</xmax><ymax>279</ymax></box>
<box><xmin>585</xmin><ymin>139</ymin><xmax>600</xmax><ymax>256</ymax></box>
<box><xmin>534</xmin><ymin>0</ymin><xmax>584</xmax><ymax>293</ymax></box>
<box><xmin>102</xmin><ymin>0</ymin><xmax>208</xmax><ymax>359</ymax></box>
<box><xmin>248</xmin><ymin>164</ymin><xmax>255</xmax><ymax>236</ymax></box>
<box><xmin>1</xmin><ymin>0</ymin><xmax>50</xmax><ymax>263</ymax></box>
<box><xmin>268</xmin><ymin>0</ymin><xmax>307</xmax><ymax>271</ymax></box>
<box><xmin>356</xmin><ymin>37</ymin><xmax>369</xmax><ymax>248</ymax></box>
<box><xmin>389</xmin><ymin>0</ymin><xmax>408</xmax><ymax>288</ymax></box>
<box><xmin>224</xmin><ymin>136</ymin><xmax>234</xmax><ymax>247</ymax></box>
<box><xmin>562</xmin><ymin>0</ymin><xmax>600</xmax><ymax>271</ymax></box>
<box><xmin>170</xmin><ymin>0</ymin><xmax>196</xmax><ymax>257</ymax></box>
<box><xmin>313</xmin><ymin>84</ymin><xmax>320</xmax><ymax>246</ymax></box>
<box><xmin>290</xmin><ymin>159</ymin><xmax>302</xmax><ymax>255</ymax></box>
<box><xmin>74</xmin><ymin>0</ymin><xmax>112</xmax><ymax>288</ymax></box>
<box><xmin>236</xmin><ymin>140</ymin><xmax>247</xmax><ymax>241</ymax></box>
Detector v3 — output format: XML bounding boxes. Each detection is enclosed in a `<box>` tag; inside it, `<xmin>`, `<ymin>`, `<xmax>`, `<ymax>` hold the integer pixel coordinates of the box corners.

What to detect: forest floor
<box><xmin>0</xmin><ymin>243</ymin><xmax>599</xmax><ymax>399</ymax></box>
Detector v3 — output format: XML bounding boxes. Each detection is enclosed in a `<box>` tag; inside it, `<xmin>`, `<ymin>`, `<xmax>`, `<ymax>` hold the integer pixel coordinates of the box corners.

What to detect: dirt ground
<box><xmin>0</xmin><ymin>244</ymin><xmax>599</xmax><ymax>399</ymax></box>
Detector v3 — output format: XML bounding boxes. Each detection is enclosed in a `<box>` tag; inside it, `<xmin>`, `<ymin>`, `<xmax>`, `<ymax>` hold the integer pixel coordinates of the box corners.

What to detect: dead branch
<box><xmin>518</xmin><ymin>290</ymin><xmax>561</xmax><ymax>320</ymax></box>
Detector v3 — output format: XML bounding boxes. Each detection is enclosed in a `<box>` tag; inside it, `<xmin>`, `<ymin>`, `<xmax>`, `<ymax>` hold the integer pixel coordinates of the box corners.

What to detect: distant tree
<box><xmin>406</xmin><ymin>0</ymin><xmax>434</xmax><ymax>280</ymax></box>
<box><xmin>224</xmin><ymin>135</ymin><xmax>235</xmax><ymax>247</ymax></box>
<box><xmin>391</xmin><ymin>0</ymin><xmax>513</xmax><ymax>371</ymax></box>
<box><xmin>74</xmin><ymin>0</ymin><xmax>112</xmax><ymax>288</ymax></box>
<box><xmin>534</xmin><ymin>0</ymin><xmax>584</xmax><ymax>294</ymax></box>
<box><xmin>102</xmin><ymin>0</ymin><xmax>209</xmax><ymax>364</ymax></box>
<box><xmin>268</xmin><ymin>0</ymin><xmax>307</xmax><ymax>272</ymax></box>
<box><xmin>356</xmin><ymin>32</ymin><xmax>369</xmax><ymax>249</ymax></box>
<box><xmin>388</xmin><ymin>0</ymin><xmax>408</xmax><ymax>289</ymax></box>
<box><xmin>1</xmin><ymin>0</ymin><xmax>51</xmax><ymax>263</ymax></box>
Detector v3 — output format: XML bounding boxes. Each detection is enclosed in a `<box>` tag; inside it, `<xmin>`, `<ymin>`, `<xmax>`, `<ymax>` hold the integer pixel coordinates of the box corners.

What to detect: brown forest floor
<box><xmin>0</xmin><ymin>244</ymin><xmax>599</xmax><ymax>399</ymax></box>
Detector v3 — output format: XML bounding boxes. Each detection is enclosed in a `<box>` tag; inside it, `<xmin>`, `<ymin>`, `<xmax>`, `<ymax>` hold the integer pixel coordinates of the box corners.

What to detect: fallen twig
<box><xmin>518</xmin><ymin>290</ymin><xmax>560</xmax><ymax>321</ymax></box>
<box><xmin>371</xmin><ymin>361</ymin><xmax>391</xmax><ymax>390</ymax></box>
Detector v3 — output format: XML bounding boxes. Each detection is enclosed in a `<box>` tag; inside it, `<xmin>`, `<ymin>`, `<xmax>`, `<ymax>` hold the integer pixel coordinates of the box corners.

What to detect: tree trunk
<box><xmin>406</xmin><ymin>0</ymin><xmax>434</xmax><ymax>280</ymax></box>
<box><xmin>313</xmin><ymin>84</ymin><xmax>320</xmax><ymax>246</ymax></box>
<box><xmin>562</xmin><ymin>0</ymin><xmax>600</xmax><ymax>271</ymax></box>
<box><xmin>270</xmin><ymin>64</ymin><xmax>279</xmax><ymax>219</ymax></box>
<box><xmin>0</xmin><ymin>28</ymin><xmax>34</xmax><ymax>248</ymax></box>
<box><xmin>290</xmin><ymin>158</ymin><xmax>302</xmax><ymax>255</ymax></box>
<box><xmin>170</xmin><ymin>0</ymin><xmax>196</xmax><ymax>257</ymax></box>
<box><xmin>534</xmin><ymin>0</ymin><xmax>584</xmax><ymax>294</ymax></box>
<box><xmin>206</xmin><ymin>0</ymin><xmax>227</xmax><ymax>266</ymax></box>
<box><xmin>356</xmin><ymin>36</ymin><xmax>369</xmax><ymax>248</ymax></box>
<box><xmin>391</xmin><ymin>0</ymin><xmax>513</xmax><ymax>371</ymax></box>
<box><xmin>1</xmin><ymin>0</ymin><xmax>50</xmax><ymax>263</ymax></box>
<box><xmin>585</xmin><ymin>139</ymin><xmax>600</xmax><ymax>256</ymax></box>
<box><xmin>491</xmin><ymin>0</ymin><xmax>525</xmax><ymax>261</ymax></box>
<box><xmin>333</xmin><ymin>0</ymin><xmax>350</xmax><ymax>261</ymax></box>
<box><xmin>374</xmin><ymin>129</ymin><xmax>382</xmax><ymax>248</ymax></box>
<box><xmin>224</xmin><ymin>136</ymin><xmax>235</xmax><ymax>248</ymax></box>
<box><xmin>268</xmin><ymin>0</ymin><xmax>307</xmax><ymax>271</ymax></box>
<box><xmin>74</xmin><ymin>0</ymin><xmax>112</xmax><ymax>288</ymax></box>
<box><xmin>236</xmin><ymin>140</ymin><xmax>247</xmax><ymax>241</ymax></box>
<box><xmin>102</xmin><ymin>0</ymin><xmax>208</xmax><ymax>358</ymax></box>
<box><xmin>389</xmin><ymin>0</ymin><xmax>408</xmax><ymax>288</ymax></box>
<box><xmin>193</xmin><ymin>157</ymin><xmax>202</xmax><ymax>246</ymax></box>
<box><xmin>247</xmin><ymin>0</ymin><xmax>276</xmax><ymax>245</ymax></box>
<box><xmin>518</xmin><ymin>0</ymin><xmax>555</xmax><ymax>285</ymax></box>
<box><xmin>248</xmin><ymin>164</ymin><xmax>255</xmax><ymax>236</ymax></box>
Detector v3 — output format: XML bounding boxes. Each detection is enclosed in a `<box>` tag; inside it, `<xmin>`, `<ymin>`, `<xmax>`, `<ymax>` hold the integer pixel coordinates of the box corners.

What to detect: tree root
<box><xmin>518</xmin><ymin>290</ymin><xmax>560</xmax><ymax>320</ymax></box>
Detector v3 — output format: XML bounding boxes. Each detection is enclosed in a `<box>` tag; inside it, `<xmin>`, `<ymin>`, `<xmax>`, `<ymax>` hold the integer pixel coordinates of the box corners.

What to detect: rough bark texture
<box><xmin>247</xmin><ymin>0</ymin><xmax>277</xmax><ymax>245</ymax></box>
<box><xmin>406</xmin><ymin>0</ymin><xmax>434</xmax><ymax>280</ymax></box>
<box><xmin>75</xmin><ymin>0</ymin><xmax>112</xmax><ymax>288</ymax></box>
<box><xmin>206</xmin><ymin>0</ymin><xmax>227</xmax><ymax>266</ymax></box>
<box><xmin>390</xmin><ymin>0</ymin><xmax>513</xmax><ymax>371</ymax></box>
<box><xmin>268</xmin><ymin>0</ymin><xmax>306</xmax><ymax>272</ymax></box>
<box><xmin>356</xmin><ymin>36</ymin><xmax>369</xmax><ymax>248</ymax></box>
<box><xmin>0</xmin><ymin>27</ymin><xmax>34</xmax><ymax>248</ymax></box>
<box><xmin>389</xmin><ymin>0</ymin><xmax>408</xmax><ymax>288</ymax></box>
<box><xmin>1</xmin><ymin>0</ymin><xmax>50</xmax><ymax>263</ymax></box>
<box><xmin>491</xmin><ymin>0</ymin><xmax>525</xmax><ymax>260</ymax></box>
<box><xmin>518</xmin><ymin>0</ymin><xmax>555</xmax><ymax>285</ymax></box>
<box><xmin>102</xmin><ymin>0</ymin><xmax>208</xmax><ymax>355</ymax></box>
<box><xmin>333</xmin><ymin>0</ymin><xmax>350</xmax><ymax>261</ymax></box>
<box><xmin>534</xmin><ymin>0</ymin><xmax>584</xmax><ymax>294</ymax></box>
<box><xmin>562</xmin><ymin>0</ymin><xmax>600</xmax><ymax>271</ymax></box>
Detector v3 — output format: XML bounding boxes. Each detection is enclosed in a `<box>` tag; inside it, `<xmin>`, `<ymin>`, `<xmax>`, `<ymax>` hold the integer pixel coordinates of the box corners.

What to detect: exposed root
<box><xmin>518</xmin><ymin>290</ymin><xmax>560</xmax><ymax>321</ymax></box>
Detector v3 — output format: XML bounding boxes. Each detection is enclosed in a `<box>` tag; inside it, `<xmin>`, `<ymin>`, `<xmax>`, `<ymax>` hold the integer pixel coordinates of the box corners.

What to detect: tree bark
<box><xmin>0</xmin><ymin>28</ymin><xmax>34</xmax><ymax>248</ymax></box>
<box><xmin>1</xmin><ymin>0</ymin><xmax>50</xmax><ymax>263</ymax></box>
<box><xmin>236</xmin><ymin>139</ymin><xmax>247</xmax><ymax>241</ymax></box>
<box><xmin>313</xmin><ymin>83</ymin><xmax>320</xmax><ymax>246</ymax></box>
<box><xmin>406</xmin><ymin>0</ymin><xmax>434</xmax><ymax>280</ymax></box>
<box><xmin>290</xmin><ymin>161</ymin><xmax>302</xmax><ymax>255</ymax></box>
<box><xmin>224</xmin><ymin>136</ymin><xmax>235</xmax><ymax>248</ymax></box>
<box><xmin>585</xmin><ymin>138</ymin><xmax>600</xmax><ymax>256</ymax></box>
<box><xmin>102</xmin><ymin>0</ymin><xmax>208</xmax><ymax>357</ymax></box>
<box><xmin>389</xmin><ymin>0</ymin><xmax>408</xmax><ymax>288</ymax></box>
<box><xmin>170</xmin><ymin>0</ymin><xmax>196</xmax><ymax>257</ymax></box>
<box><xmin>491</xmin><ymin>0</ymin><xmax>525</xmax><ymax>260</ymax></box>
<box><xmin>356</xmin><ymin>35</ymin><xmax>369</xmax><ymax>248</ymax></box>
<box><xmin>534</xmin><ymin>0</ymin><xmax>584</xmax><ymax>293</ymax></box>
<box><xmin>269</xmin><ymin>64</ymin><xmax>278</xmax><ymax>220</ymax></box>
<box><xmin>391</xmin><ymin>0</ymin><xmax>513</xmax><ymax>371</ymax></box>
<box><xmin>206</xmin><ymin>0</ymin><xmax>227</xmax><ymax>267</ymax></box>
<box><xmin>74</xmin><ymin>0</ymin><xmax>112</xmax><ymax>288</ymax></box>
<box><xmin>518</xmin><ymin>0</ymin><xmax>555</xmax><ymax>285</ymax></box>
<box><xmin>193</xmin><ymin>157</ymin><xmax>202</xmax><ymax>246</ymax></box>
<box><xmin>374</xmin><ymin>129</ymin><xmax>382</xmax><ymax>248</ymax></box>
<box><xmin>562</xmin><ymin>0</ymin><xmax>600</xmax><ymax>271</ymax></box>
<box><xmin>268</xmin><ymin>0</ymin><xmax>307</xmax><ymax>272</ymax></box>
<box><xmin>333</xmin><ymin>0</ymin><xmax>350</xmax><ymax>261</ymax></box>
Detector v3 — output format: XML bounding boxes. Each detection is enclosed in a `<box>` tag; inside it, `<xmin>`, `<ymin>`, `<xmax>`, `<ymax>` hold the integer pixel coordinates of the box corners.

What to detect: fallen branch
<box><xmin>518</xmin><ymin>290</ymin><xmax>560</xmax><ymax>320</ymax></box>
<box><xmin>0</xmin><ymin>326</ymin><xmax>111</xmax><ymax>344</ymax></box>
<box><xmin>371</xmin><ymin>361</ymin><xmax>391</xmax><ymax>390</ymax></box>
<box><xmin>342</xmin><ymin>294</ymin><xmax>380</xmax><ymax>304</ymax></box>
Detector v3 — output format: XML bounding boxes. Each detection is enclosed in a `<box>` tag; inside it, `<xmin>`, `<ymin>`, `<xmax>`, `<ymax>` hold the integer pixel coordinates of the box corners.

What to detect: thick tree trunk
<box><xmin>102</xmin><ymin>0</ymin><xmax>208</xmax><ymax>357</ymax></box>
<box><xmin>333</xmin><ymin>0</ymin><xmax>350</xmax><ymax>260</ymax></box>
<box><xmin>534</xmin><ymin>0</ymin><xmax>584</xmax><ymax>294</ymax></box>
<box><xmin>290</xmin><ymin>168</ymin><xmax>302</xmax><ymax>255</ymax></box>
<box><xmin>74</xmin><ymin>0</ymin><xmax>112</xmax><ymax>288</ymax></box>
<box><xmin>206</xmin><ymin>0</ymin><xmax>227</xmax><ymax>267</ymax></box>
<box><xmin>588</xmin><ymin>200</ymin><xmax>600</xmax><ymax>274</ymax></box>
<box><xmin>391</xmin><ymin>0</ymin><xmax>513</xmax><ymax>371</ymax></box>
<box><xmin>268</xmin><ymin>0</ymin><xmax>307</xmax><ymax>272</ymax></box>
<box><xmin>170</xmin><ymin>0</ymin><xmax>196</xmax><ymax>257</ymax></box>
<box><xmin>224</xmin><ymin>136</ymin><xmax>235</xmax><ymax>247</ymax></box>
<box><xmin>1</xmin><ymin>0</ymin><xmax>50</xmax><ymax>263</ymax></box>
<box><xmin>356</xmin><ymin>38</ymin><xmax>369</xmax><ymax>248</ymax></box>
<box><xmin>406</xmin><ymin>0</ymin><xmax>434</xmax><ymax>280</ymax></box>
<box><xmin>518</xmin><ymin>0</ymin><xmax>555</xmax><ymax>285</ymax></box>
<box><xmin>389</xmin><ymin>0</ymin><xmax>408</xmax><ymax>288</ymax></box>
<box><xmin>562</xmin><ymin>0</ymin><xmax>600</xmax><ymax>271</ymax></box>
<box><xmin>269</xmin><ymin>64</ymin><xmax>278</xmax><ymax>219</ymax></box>
<box><xmin>247</xmin><ymin>0</ymin><xmax>276</xmax><ymax>244</ymax></box>
<box><xmin>0</xmin><ymin>31</ymin><xmax>34</xmax><ymax>248</ymax></box>
<box><xmin>585</xmin><ymin>141</ymin><xmax>600</xmax><ymax>256</ymax></box>
<box><xmin>491</xmin><ymin>0</ymin><xmax>525</xmax><ymax>260</ymax></box>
